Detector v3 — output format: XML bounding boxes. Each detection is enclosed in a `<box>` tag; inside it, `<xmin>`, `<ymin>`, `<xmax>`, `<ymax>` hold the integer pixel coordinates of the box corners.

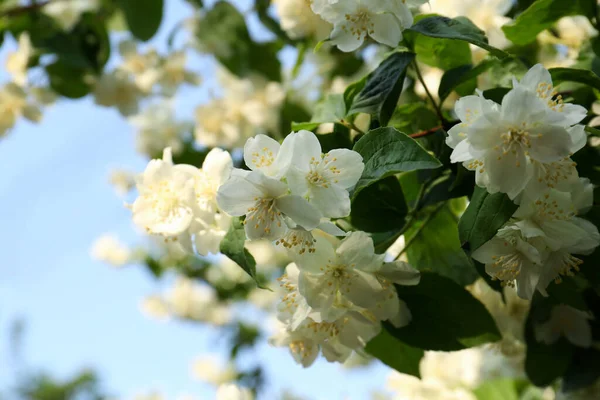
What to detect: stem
<box><xmin>409</xmin><ymin>125</ymin><xmax>442</xmax><ymax>139</ymax></box>
<box><xmin>413</xmin><ymin>61</ymin><xmax>445</xmax><ymax>124</ymax></box>
<box><xmin>394</xmin><ymin>202</ymin><xmax>446</xmax><ymax>260</ymax></box>
<box><xmin>340</xmin><ymin>119</ymin><xmax>366</xmax><ymax>135</ymax></box>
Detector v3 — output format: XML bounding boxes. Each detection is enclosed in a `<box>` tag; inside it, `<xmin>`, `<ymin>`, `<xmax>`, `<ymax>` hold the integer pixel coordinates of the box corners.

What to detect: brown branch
<box><xmin>409</xmin><ymin>125</ymin><xmax>442</xmax><ymax>139</ymax></box>
<box><xmin>0</xmin><ymin>1</ymin><xmax>51</xmax><ymax>18</ymax></box>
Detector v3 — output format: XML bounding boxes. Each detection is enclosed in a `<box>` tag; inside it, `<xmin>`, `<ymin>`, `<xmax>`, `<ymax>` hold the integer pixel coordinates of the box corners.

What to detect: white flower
<box><xmin>425</xmin><ymin>0</ymin><xmax>513</xmax><ymax>49</ymax></box>
<box><xmin>117</xmin><ymin>40</ymin><xmax>161</xmax><ymax>93</ymax></box>
<box><xmin>273</xmin><ymin>0</ymin><xmax>331</xmax><ymax>40</ymax></box>
<box><xmin>311</xmin><ymin>0</ymin><xmax>427</xmax><ymax>52</ymax></box>
<box><xmin>282</xmin><ymin>130</ymin><xmax>364</xmax><ymax>218</ymax></box>
<box><xmin>555</xmin><ymin>16</ymin><xmax>597</xmax><ymax>53</ymax></box>
<box><xmin>156</xmin><ymin>51</ymin><xmax>201</xmax><ymax>97</ymax></box>
<box><xmin>472</xmin><ymin>223</ymin><xmax>546</xmax><ymax>299</ymax></box>
<box><xmin>6</xmin><ymin>33</ymin><xmax>32</xmax><ymax>86</ymax></box>
<box><xmin>0</xmin><ymin>83</ymin><xmax>42</xmax><ymax>136</ymax></box>
<box><xmin>534</xmin><ymin>304</ymin><xmax>593</xmax><ymax>348</ymax></box>
<box><xmin>387</xmin><ymin>371</ymin><xmax>477</xmax><ymax>400</ymax></box>
<box><xmin>216</xmin><ymin>384</ymin><xmax>253</xmax><ymax>400</ymax></box>
<box><xmin>192</xmin><ymin>356</ymin><xmax>237</xmax><ymax>386</ymax></box>
<box><xmin>447</xmin><ymin>86</ymin><xmax>581</xmax><ymax>200</ymax></box>
<box><xmin>140</xmin><ymin>295</ymin><xmax>170</xmax><ymax>321</ymax></box>
<box><xmin>109</xmin><ymin>169</ymin><xmax>137</xmax><ymax>197</ymax></box>
<box><xmin>243</xmin><ymin>134</ymin><xmax>292</xmax><ymax>178</ymax></box>
<box><xmin>293</xmin><ymin>231</ymin><xmax>419</xmax><ymax>321</ymax></box>
<box><xmin>131</xmin><ymin>148</ymin><xmax>197</xmax><ymax>237</ymax></box>
<box><xmin>93</xmin><ymin>70</ymin><xmax>142</xmax><ymax>116</ymax></box>
<box><xmin>43</xmin><ymin>0</ymin><xmax>99</xmax><ymax>30</ymax></box>
<box><xmin>129</xmin><ymin>102</ymin><xmax>191</xmax><ymax>157</ymax></box>
<box><xmin>166</xmin><ymin>278</ymin><xmax>232</xmax><ymax>324</ymax></box>
<box><xmin>217</xmin><ymin>170</ymin><xmax>322</xmax><ymax>241</ymax></box>
<box><xmin>90</xmin><ymin>234</ymin><xmax>132</xmax><ymax>267</ymax></box>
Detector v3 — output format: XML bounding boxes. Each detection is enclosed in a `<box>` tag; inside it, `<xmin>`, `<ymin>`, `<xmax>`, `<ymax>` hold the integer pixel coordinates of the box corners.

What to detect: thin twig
<box><xmin>410</xmin><ymin>125</ymin><xmax>442</xmax><ymax>139</ymax></box>
<box><xmin>413</xmin><ymin>61</ymin><xmax>445</xmax><ymax>124</ymax></box>
<box><xmin>340</xmin><ymin>119</ymin><xmax>366</xmax><ymax>135</ymax></box>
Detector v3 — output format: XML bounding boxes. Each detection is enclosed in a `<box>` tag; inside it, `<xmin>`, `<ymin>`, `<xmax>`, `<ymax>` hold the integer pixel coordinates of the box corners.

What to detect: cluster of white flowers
<box><xmin>448</xmin><ymin>64</ymin><xmax>600</xmax><ymax>299</ymax></box>
<box><xmin>311</xmin><ymin>0</ymin><xmax>428</xmax><ymax>52</ymax></box>
<box><xmin>130</xmin><ymin>146</ymin><xmax>233</xmax><ymax>257</ymax></box>
<box><xmin>194</xmin><ymin>70</ymin><xmax>285</xmax><ymax>149</ymax></box>
<box><xmin>142</xmin><ymin>277</ymin><xmax>232</xmax><ymax>325</ymax></box>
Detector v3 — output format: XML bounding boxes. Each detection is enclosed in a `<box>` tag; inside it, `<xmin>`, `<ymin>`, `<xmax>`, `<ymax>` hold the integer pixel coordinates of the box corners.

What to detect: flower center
<box><xmin>553</xmin><ymin>253</ymin><xmax>583</xmax><ymax>284</ymax></box>
<box><xmin>245</xmin><ymin>197</ymin><xmax>283</xmax><ymax>235</ymax></box>
<box><xmin>276</xmin><ymin>229</ymin><xmax>316</xmax><ymax>254</ymax></box>
<box><xmin>251</xmin><ymin>147</ymin><xmax>275</xmax><ymax>168</ymax></box>
<box><xmin>344</xmin><ymin>7</ymin><xmax>374</xmax><ymax>39</ymax></box>
<box><xmin>490</xmin><ymin>252</ymin><xmax>524</xmax><ymax>285</ymax></box>
<box><xmin>534</xmin><ymin>193</ymin><xmax>576</xmax><ymax>221</ymax></box>
<box><xmin>536</xmin><ymin>82</ymin><xmax>565</xmax><ymax>112</ymax></box>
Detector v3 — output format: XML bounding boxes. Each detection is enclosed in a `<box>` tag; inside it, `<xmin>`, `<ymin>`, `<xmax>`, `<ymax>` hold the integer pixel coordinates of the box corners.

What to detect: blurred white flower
<box><xmin>109</xmin><ymin>169</ymin><xmax>137</xmax><ymax>197</ymax></box>
<box><xmin>91</xmin><ymin>234</ymin><xmax>132</xmax><ymax>267</ymax></box>
<box><xmin>0</xmin><ymin>83</ymin><xmax>42</xmax><ymax>136</ymax></box>
<box><xmin>273</xmin><ymin>0</ymin><xmax>331</xmax><ymax>40</ymax></box>
<box><xmin>216</xmin><ymin>384</ymin><xmax>253</xmax><ymax>400</ymax></box>
<box><xmin>117</xmin><ymin>40</ymin><xmax>162</xmax><ymax>93</ymax></box>
<box><xmin>6</xmin><ymin>33</ymin><xmax>32</xmax><ymax>86</ymax></box>
<box><xmin>43</xmin><ymin>0</ymin><xmax>100</xmax><ymax>30</ymax></box>
<box><xmin>156</xmin><ymin>51</ymin><xmax>201</xmax><ymax>96</ymax></box>
<box><xmin>206</xmin><ymin>257</ymin><xmax>251</xmax><ymax>286</ymax></box>
<box><xmin>140</xmin><ymin>295</ymin><xmax>170</xmax><ymax>321</ymax></box>
<box><xmin>534</xmin><ymin>304</ymin><xmax>593</xmax><ymax>348</ymax></box>
<box><xmin>191</xmin><ymin>355</ymin><xmax>237</xmax><ymax>386</ymax></box>
<box><xmin>245</xmin><ymin>240</ymin><xmax>289</xmax><ymax>272</ymax></box>
<box><xmin>166</xmin><ymin>278</ymin><xmax>232</xmax><ymax>325</ymax></box>
<box><xmin>93</xmin><ymin>70</ymin><xmax>142</xmax><ymax>117</ymax></box>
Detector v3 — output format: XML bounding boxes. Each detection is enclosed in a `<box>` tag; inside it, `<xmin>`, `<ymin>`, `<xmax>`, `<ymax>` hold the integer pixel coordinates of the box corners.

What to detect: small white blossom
<box><xmin>192</xmin><ymin>356</ymin><xmax>238</xmax><ymax>386</ymax></box>
<box><xmin>165</xmin><ymin>278</ymin><xmax>232</xmax><ymax>325</ymax></box>
<box><xmin>215</xmin><ymin>384</ymin><xmax>253</xmax><ymax>400</ymax></box>
<box><xmin>90</xmin><ymin>234</ymin><xmax>132</xmax><ymax>267</ymax></box>
<box><xmin>93</xmin><ymin>70</ymin><xmax>142</xmax><ymax>116</ymax></box>
<box><xmin>311</xmin><ymin>0</ymin><xmax>428</xmax><ymax>52</ymax></box>
<box><xmin>217</xmin><ymin>170</ymin><xmax>322</xmax><ymax>241</ymax></box>
<box><xmin>6</xmin><ymin>33</ymin><xmax>32</xmax><ymax>86</ymax></box>
<box><xmin>117</xmin><ymin>40</ymin><xmax>161</xmax><ymax>93</ymax></box>
<box><xmin>0</xmin><ymin>83</ymin><xmax>42</xmax><ymax>136</ymax></box>
<box><xmin>43</xmin><ymin>0</ymin><xmax>99</xmax><ymax>30</ymax></box>
<box><xmin>156</xmin><ymin>51</ymin><xmax>201</xmax><ymax>97</ymax></box>
<box><xmin>283</xmin><ymin>130</ymin><xmax>364</xmax><ymax>218</ymax></box>
<box><xmin>534</xmin><ymin>304</ymin><xmax>593</xmax><ymax>348</ymax></box>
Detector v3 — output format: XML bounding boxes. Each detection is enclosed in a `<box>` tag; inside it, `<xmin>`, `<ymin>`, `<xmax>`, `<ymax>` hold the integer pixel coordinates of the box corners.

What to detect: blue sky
<box><xmin>0</xmin><ymin>1</ymin><xmax>391</xmax><ymax>399</ymax></box>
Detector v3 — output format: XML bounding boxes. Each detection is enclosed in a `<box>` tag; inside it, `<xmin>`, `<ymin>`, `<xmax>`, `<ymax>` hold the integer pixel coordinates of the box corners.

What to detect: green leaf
<box><xmin>458</xmin><ymin>187</ymin><xmax>518</xmax><ymax>253</ymax></box>
<box><xmin>347</xmin><ymin>52</ymin><xmax>415</xmax><ymax>126</ymax></box>
<box><xmin>503</xmin><ymin>0</ymin><xmax>597</xmax><ymax>46</ymax></box>
<box><xmin>119</xmin><ymin>0</ymin><xmax>164</xmax><ymax>41</ymax></box>
<box><xmin>408</xmin><ymin>16</ymin><xmax>510</xmax><ymax>59</ymax></box>
<box><xmin>473</xmin><ymin>379</ymin><xmax>520</xmax><ymax>400</ymax></box>
<box><xmin>219</xmin><ymin>218</ymin><xmax>263</xmax><ymax>287</ymax></box>
<box><xmin>351</xmin><ymin>176</ymin><xmax>408</xmax><ymax>233</ymax></box>
<box><xmin>525</xmin><ymin>296</ymin><xmax>575</xmax><ymax>387</ymax></box>
<box><xmin>365</xmin><ymin>330</ymin><xmax>424</xmax><ymax>378</ymax></box>
<box><xmin>352</xmin><ymin>127</ymin><xmax>441</xmax><ymax>196</ymax></box>
<box><xmin>316</xmin><ymin>124</ymin><xmax>353</xmax><ymax>152</ymax></box>
<box><xmin>45</xmin><ymin>62</ymin><xmax>92</xmax><ymax>99</ymax></box>
<box><xmin>562</xmin><ymin>348</ymin><xmax>600</xmax><ymax>392</ymax></box>
<box><xmin>482</xmin><ymin>87</ymin><xmax>510</xmax><ymax>104</ymax></box>
<box><xmin>292</xmin><ymin>94</ymin><xmax>346</xmax><ymax>131</ymax></box>
<box><xmin>388</xmin><ymin>103</ymin><xmax>439</xmax><ymax>135</ymax></box>
<box><xmin>195</xmin><ymin>1</ymin><xmax>281</xmax><ymax>81</ymax></box>
<box><xmin>549</xmin><ymin>67</ymin><xmax>600</xmax><ymax>92</ymax></box>
<box><xmin>405</xmin><ymin>204</ymin><xmax>479</xmax><ymax>286</ymax></box>
<box><xmin>438</xmin><ymin>60</ymin><xmax>497</xmax><ymax>102</ymax></box>
<box><xmin>386</xmin><ymin>272</ymin><xmax>501</xmax><ymax>351</ymax></box>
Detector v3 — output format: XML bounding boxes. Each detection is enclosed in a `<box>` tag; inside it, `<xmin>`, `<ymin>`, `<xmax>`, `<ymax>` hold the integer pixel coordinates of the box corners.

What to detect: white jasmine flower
<box><xmin>216</xmin><ymin>384</ymin><xmax>253</xmax><ymax>400</ymax></box>
<box><xmin>129</xmin><ymin>102</ymin><xmax>191</xmax><ymax>157</ymax></box>
<box><xmin>109</xmin><ymin>169</ymin><xmax>137</xmax><ymax>197</ymax></box>
<box><xmin>243</xmin><ymin>134</ymin><xmax>292</xmax><ymax>178</ymax></box>
<box><xmin>217</xmin><ymin>170</ymin><xmax>322</xmax><ymax>241</ymax></box>
<box><xmin>534</xmin><ymin>304</ymin><xmax>593</xmax><ymax>348</ymax></box>
<box><xmin>294</xmin><ymin>231</ymin><xmax>419</xmax><ymax>320</ymax></box>
<box><xmin>283</xmin><ymin>130</ymin><xmax>364</xmax><ymax>218</ymax></box>
<box><xmin>472</xmin><ymin>223</ymin><xmax>546</xmax><ymax>299</ymax></box>
<box><xmin>425</xmin><ymin>0</ymin><xmax>513</xmax><ymax>49</ymax></box>
<box><xmin>43</xmin><ymin>0</ymin><xmax>99</xmax><ymax>30</ymax></box>
<box><xmin>131</xmin><ymin>148</ymin><xmax>197</xmax><ymax>237</ymax></box>
<box><xmin>6</xmin><ymin>33</ymin><xmax>32</xmax><ymax>86</ymax></box>
<box><xmin>269</xmin><ymin>321</ymin><xmax>321</xmax><ymax>367</ymax></box>
<box><xmin>447</xmin><ymin>87</ymin><xmax>579</xmax><ymax>200</ymax></box>
<box><xmin>156</xmin><ymin>51</ymin><xmax>201</xmax><ymax>96</ymax></box>
<box><xmin>117</xmin><ymin>40</ymin><xmax>161</xmax><ymax>93</ymax></box>
<box><xmin>0</xmin><ymin>83</ymin><xmax>42</xmax><ymax>136</ymax></box>
<box><xmin>93</xmin><ymin>70</ymin><xmax>142</xmax><ymax>116</ymax></box>
<box><xmin>192</xmin><ymin>356</ymin><xmax>237</xmax><ymax>386</ymax></box>
<box><xmin>311</xmin><ymin>0</ymin><xmax>427</xmax><ymax>52</ymax></box>
<box><xmin>273</xmin><ymin>0</ymin><xmax>331</xmax><ymax>40</ymax></box>
<box><xmin>90</xmin><ymin>234</ymin><xmax>132</xmax><ymax>267</ymax></box>
<box><xmin>166</xmin><ymin>278</ymin><xmax>232</xmax><ymax>325</ymax></box>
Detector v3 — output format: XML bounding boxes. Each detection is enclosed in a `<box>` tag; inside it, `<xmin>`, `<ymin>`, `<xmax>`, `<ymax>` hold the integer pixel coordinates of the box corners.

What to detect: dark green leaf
<box><xmin>316</xmin><ymin>124</ymin><xmax>353</xmax><ymax>152</ymax></box>
<box><xmin>549</xmin><ymin>67</ymin><xmax>600</xmax><ymax>92</ymax></box>
<box><xmin>409</xmin><ymin>16</ymin><xmax>510</xmax><ymax>59</ymax></box>
<box><xmin>45</xmin><ymin>62</ymin><xmax>91</xmax><ymax>98</ymax></box>
<box><xmin>458</xmin><ymin>187</ymin><xmax>518</xmax><ymax>253</ymax></box>
<box><xmin>220</xmin><ymin>218</ymin><xmax>264</xmax><ymax>287</ymax></box>
<box><xmin>119</xmin><ymin>0</ymin><xmax>163</xmax><ymax>41</ymax></box>
<box><xmin>195</xmin><ymin>1</ymin><xmax>281</xmax><ymax>81</ymax></box>
<box><xmin>473</xmin><ymin>379</ymin><xmax>520</xmax><ymax>400</ymax></box>
<box><xmin>482</xmin><ymin>87</ymin><xmax>510</xmax><ymax>104</ymax></box>
<box><xmin>438</xmin><ymin>60</ymin><xmax>497</xmax><ymax>102</ymax></box>
<box><xmin>347</xmin><ymin>52</ymin><xmax>415</xmax><ymax>126</ymax></box>
<box><xmin>365</xmin><ymin>330</ymin><xmax>424</xmax><ymax>378</ymax></box>
<box><xmin>503</xmin><ymin>0</ymin><xmax>597</xmax><ymax>46</ymax></box>
<box><xmin>388</xmin><ymin>103</ymin><xmax>439</xmax><ymax>135</ymax></box>
<box><xmin>406</xmin><ymin>205</ymin><xmax>479</xmax><ymax>286</ymax></box>
<box><xmin>352</xmin><ymin>127</ymin><xmax>441</xmax><ymax>196</ymax></box>
<box><xmin>562</xmin><ymin>348</ymin><xmax>600</xmax><ymax>392</ymax></box>
<box><xmin>351</xmin><ymin>176</ymin><xmax>408</xmax><ymax>233</ymax></box>
<box><xmin>386</xmin><ymin>272</ymin><xmax>501</xmax><ymax>351</ymax></box>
